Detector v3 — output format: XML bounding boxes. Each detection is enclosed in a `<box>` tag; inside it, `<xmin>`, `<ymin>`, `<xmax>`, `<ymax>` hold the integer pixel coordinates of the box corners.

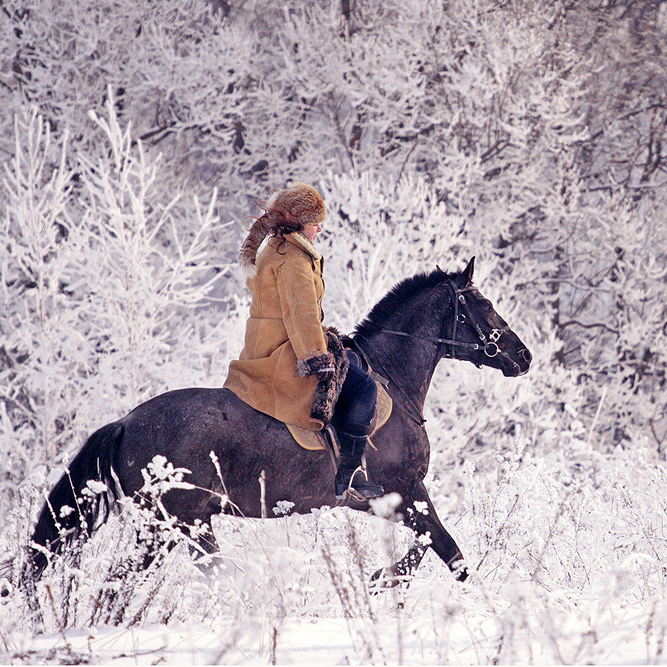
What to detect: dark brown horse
<box><xmin>29</xmin><ymin>257</ymin><xmax>531</xmax><ymax>584</ymax></box>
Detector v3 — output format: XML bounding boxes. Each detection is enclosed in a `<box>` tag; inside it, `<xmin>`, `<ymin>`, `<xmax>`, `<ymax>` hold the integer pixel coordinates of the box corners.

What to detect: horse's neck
<box><xmin>361</xmin><ymin>309</ymin><xmax>444</xmax><ymax>412</ymax></box>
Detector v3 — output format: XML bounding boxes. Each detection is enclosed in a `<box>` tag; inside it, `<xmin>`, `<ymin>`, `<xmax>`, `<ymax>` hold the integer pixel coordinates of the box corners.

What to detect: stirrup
<box><xmin>335</xmin><ymin>466</ymin><xmax>385</xmax><ymax>501</ymax></box>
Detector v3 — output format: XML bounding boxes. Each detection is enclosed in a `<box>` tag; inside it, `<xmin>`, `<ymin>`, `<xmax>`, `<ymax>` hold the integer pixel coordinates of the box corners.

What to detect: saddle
<box><xmin>287</xmin><ymin>344</ymin><xmax>393</xmax><ymax>453</ymax></box>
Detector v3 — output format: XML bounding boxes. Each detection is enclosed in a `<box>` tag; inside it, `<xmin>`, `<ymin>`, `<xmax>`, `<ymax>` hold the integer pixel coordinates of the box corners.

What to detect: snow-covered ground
<box><xmin>2</xmin><ymin>1</ymin><xmax>667</xmax><ymax>663</ymax></box>
<box><xmin>9</xmin><ymin>606</ymin><xmax>662</xmax><ymax>665</ymax></box>
<box><xmin>3</xmin><ymin>436</ymin><xmax>666</xmax><ymax>664</ymax></box>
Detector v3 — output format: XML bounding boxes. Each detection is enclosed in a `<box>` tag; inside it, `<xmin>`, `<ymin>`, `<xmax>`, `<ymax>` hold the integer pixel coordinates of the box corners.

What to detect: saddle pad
<box><xmin>287</xmin><ymin>382</ymin><xmax>393</xmax><ymax>452</ymax></box>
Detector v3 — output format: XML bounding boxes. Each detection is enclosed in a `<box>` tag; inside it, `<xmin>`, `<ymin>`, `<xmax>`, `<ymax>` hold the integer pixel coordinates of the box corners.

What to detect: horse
<box><xmin>27</xmin><ymin>257</ymin><xmax>531</xmax><ymax>586</ymax></box>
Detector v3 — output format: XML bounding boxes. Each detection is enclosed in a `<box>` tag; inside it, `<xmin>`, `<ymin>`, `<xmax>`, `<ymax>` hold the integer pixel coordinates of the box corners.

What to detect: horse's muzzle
<box><xmin>516</xmin><ymin>348</ymin><xmax>532</xmax><ymax>375</ymax></box>
<box><xmin>500</xmin><ymin>348</ymin><xmax>532</xmax><ymax>377</ymax></box>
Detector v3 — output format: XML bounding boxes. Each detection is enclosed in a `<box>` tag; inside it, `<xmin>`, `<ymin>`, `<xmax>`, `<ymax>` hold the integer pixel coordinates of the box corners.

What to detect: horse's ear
<box><xmin>461</xmin><ymin>256</ymin><xmax>475</xmax><ymax>286</ymax></box>
<box><xmin>436</xmin><ymin>264</ymin><xmax>443</xmax><ymax>273</ymax></box>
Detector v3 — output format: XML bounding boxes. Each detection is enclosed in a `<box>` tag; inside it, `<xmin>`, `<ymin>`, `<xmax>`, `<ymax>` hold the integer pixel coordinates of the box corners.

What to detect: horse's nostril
<box><xmin>520</xmin><ymin>349</ymin><xmax>532</xmax><ymax>364</ymax></box>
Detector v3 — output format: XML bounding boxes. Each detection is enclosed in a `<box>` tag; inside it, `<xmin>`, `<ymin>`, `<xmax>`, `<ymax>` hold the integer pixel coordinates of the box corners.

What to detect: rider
<box><xmin>224</xmin><ymin>183</ymin><xmax>384</xmax><ymax>500</ymax></box>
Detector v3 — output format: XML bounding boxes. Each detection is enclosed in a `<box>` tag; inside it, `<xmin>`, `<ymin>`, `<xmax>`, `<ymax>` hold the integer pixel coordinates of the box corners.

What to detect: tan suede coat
<box><xmin>224</xmin><ymin>232</ymin><xmax>329</xmax><ymax>430</ymax></box>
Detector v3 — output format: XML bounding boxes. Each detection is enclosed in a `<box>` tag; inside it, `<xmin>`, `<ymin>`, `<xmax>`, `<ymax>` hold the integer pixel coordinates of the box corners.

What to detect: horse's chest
<box><xmin>375</xmin><ymin>420</ymin><xmax>430</xmax><ymax>479</ymax></box>
<box><xmin>407</xmin><ymin>430</ymin><xmax>430</xmax><ymax>475</ymax></box>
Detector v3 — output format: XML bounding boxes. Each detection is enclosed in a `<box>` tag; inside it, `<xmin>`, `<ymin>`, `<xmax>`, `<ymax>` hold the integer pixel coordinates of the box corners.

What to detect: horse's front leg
<box><xmin>409</xmin><ymin>481</ymin><xmax>468</xmax><ymax>581</ymax></box>
<box><xmin>370</xmin><ymin>481</ymin><xmax>468</xmax><ymax>589</ymax></box>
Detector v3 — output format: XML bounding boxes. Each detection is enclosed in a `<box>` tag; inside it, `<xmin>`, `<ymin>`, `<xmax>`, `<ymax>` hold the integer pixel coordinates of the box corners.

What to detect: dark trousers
<box><xmin>332</xmin><ymin>350</ymin><xmax>377</xmax><ymax>435</ymax></box>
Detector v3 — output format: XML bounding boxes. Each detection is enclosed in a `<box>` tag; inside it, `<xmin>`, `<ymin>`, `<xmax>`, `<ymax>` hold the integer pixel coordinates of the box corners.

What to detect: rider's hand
<box><xmin>316</xmin><ymin>365</ymin><xmax>335</xmax><ymax>381</ymax></box>
<box><xmin>296</xmin><ymin>351</ymin><xmax>336</xmax><ymax>380</ymax></box>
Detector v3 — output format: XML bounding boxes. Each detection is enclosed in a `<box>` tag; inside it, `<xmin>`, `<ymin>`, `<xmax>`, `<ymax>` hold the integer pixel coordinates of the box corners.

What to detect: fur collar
<box><xmin>243</xmin><ymin>232</ymin><xmax>322</xmax><ymax>279</ymax></box>
<box><xmin>284</xmin><ymin>232</ymin><xmax>322</xmax><ymax>261</ymax></box>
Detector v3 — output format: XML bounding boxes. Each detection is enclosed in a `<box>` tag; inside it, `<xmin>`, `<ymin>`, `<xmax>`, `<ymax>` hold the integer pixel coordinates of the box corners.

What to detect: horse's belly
<box><xmin>114</xmin><ymin>387</ymin><xmax>336</xmax><ymax>519</ymax></box>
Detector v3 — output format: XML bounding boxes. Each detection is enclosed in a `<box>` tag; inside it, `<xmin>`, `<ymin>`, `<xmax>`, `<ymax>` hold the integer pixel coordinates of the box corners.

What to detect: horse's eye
<box><xmin>483</xmin><ymin>301</ymin><xmax>493</xmax><ymax>313</ymax></box>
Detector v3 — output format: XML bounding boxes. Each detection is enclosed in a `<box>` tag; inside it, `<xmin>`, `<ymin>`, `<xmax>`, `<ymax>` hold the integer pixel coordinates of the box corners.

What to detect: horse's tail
<box><xmin>30</xmin><ymin>421</ymin><xmax>125</xmax><ymax>579</ymax></box>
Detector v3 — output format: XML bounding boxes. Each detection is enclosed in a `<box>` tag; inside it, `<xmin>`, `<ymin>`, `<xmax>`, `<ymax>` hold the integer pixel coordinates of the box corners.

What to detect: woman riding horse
<box><xmin>224</xmin><ymin>183</ymin><xmax>384</xmax><ymax>499</ymax></box>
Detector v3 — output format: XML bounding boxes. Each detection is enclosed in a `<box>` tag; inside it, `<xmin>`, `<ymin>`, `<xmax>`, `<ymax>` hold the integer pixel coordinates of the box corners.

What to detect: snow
<box><xmin>3</xmin><ymin>455</ymin><xmax>667</xmax><ymax>663</ymax></box>
<box><xmin>6</xmin><ymin>592</ymin><xmax>665</xmax><ymax>664</ymax></box>
<box><xmin>2</xmin><ymin>0</ymin><xmax>667</xmax><ymax>663</ymax></box>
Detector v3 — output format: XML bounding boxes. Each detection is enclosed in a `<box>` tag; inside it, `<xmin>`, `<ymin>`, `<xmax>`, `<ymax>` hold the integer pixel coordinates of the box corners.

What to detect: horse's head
<box><xmin>442</xmin><ymin>257</ymin><xmax>532</xmax><ymax>377</ymax></box>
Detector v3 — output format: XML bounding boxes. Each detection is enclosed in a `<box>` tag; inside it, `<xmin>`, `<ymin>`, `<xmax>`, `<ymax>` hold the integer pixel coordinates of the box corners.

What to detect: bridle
<box><xmin>353</xmin><ymin>280</ymin><xmax>514</xmax><ymax>426</ymax></box>
<box><xmin>379</xmin><ymin>281</ymin><xmax>510</xmax><ymax>360</ymax></box>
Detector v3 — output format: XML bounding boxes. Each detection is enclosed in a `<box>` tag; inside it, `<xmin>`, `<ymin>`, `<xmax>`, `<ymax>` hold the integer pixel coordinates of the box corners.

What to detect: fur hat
<box><xmin>240</xmin><ymin>183</ymin><xmax>326</xmax><ymax>274</ymax></box>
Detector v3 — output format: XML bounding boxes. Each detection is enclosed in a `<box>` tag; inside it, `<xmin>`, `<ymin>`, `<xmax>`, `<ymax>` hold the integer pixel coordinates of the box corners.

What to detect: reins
<box><xmin>375</xmin><ymin>329</ymin><xmax>481</xmax><ymax>351</ymax></box>
<box><xmin>353</xmin><ymin>280</ymin><xmax>515</xmax><ymax>426</ymax></box>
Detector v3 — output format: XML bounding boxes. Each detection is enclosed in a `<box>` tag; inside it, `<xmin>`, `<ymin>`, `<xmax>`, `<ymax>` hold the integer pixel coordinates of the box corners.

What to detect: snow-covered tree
<box><xmin>0</xmin><ymin>102</ymin><xmax>232</xmax><ymax>510</ymax></box>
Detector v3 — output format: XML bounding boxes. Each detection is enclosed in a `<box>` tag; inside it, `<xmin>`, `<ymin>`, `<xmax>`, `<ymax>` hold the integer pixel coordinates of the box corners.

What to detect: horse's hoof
<box><xmin>369</xmin><ymin>567</ymin><xmax>405</xmax><ymax>594</ymax></box>
<box><xmin>450</xmin><ymin>560</ymin><xmax>469</xmax><ymax>582</ymax></box>
<box><xmin>0</xmin><ymin>580</ymin><xmax>12</xmax><ymax>599</ymax></box>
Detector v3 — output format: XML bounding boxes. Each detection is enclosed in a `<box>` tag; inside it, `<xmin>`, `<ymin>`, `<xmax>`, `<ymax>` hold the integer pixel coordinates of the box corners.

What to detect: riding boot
<box><xmin>334</xmin><ymin>425</ymin><xmax>385</xmax><ymax>500</ymax></box>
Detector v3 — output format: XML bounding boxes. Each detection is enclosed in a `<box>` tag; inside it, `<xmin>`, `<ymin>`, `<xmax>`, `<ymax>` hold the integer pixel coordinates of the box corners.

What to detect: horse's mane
<box><xmin>354</xmin><ymin>268</ymin><xmax>459</xmax><ymax>338</ymax></box>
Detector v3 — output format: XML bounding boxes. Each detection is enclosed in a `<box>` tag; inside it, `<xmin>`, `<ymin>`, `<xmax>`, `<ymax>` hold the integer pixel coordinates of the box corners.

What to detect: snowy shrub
<box><xmin>0</xmin><ymin>103</ymin><xmax>233</xmax><ymax>515</ymax></box>
<box><xmin>1</xmin><ymin>0</ymin><xmax>667</xmax><ymax>662</ymax></box>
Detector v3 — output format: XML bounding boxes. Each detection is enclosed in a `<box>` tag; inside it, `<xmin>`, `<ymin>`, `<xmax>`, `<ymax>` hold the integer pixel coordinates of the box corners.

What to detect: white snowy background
<box><xmin>1</xmin><ymin>0</ymin><xmax>667</xmax><ymax>663</ymax></box>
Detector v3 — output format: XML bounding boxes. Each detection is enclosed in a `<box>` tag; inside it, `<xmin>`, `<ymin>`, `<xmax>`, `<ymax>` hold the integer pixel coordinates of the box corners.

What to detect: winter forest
<box><xmin>1</xmin><ymin>0</ymin><xmax>667</xmax><ymax>663</ymax></box>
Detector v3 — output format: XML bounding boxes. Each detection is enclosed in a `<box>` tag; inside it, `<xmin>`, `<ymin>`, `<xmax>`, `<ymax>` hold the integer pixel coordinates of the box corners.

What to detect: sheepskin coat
<box><xmin>224</xmin><ymin>232</ymin><xmax>332</xmax><ymax>430</ymax></box>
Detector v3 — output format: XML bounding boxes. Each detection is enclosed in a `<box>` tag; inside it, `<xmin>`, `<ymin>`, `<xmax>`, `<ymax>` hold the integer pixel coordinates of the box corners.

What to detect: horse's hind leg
<box><xmin>164</xmin><ymin>486</ymin><xmax>226</xmax><ymax>570</ymax></box>
<box><xmin>370</xmin><ymin>540</ymin><xmax>429</xmax><ymax>591</ymax></box>
<box><xmin>184</xmin><ymin>520</ymin><xmax>220</xmax><ymax>569</ymax></box>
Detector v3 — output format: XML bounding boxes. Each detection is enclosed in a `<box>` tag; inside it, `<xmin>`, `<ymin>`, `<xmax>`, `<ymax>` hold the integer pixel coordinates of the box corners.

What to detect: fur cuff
<box><xmin>309</xmin><ymin>330</ymin><xmax>349</xmax><ymax>426</ymax></box>
<box><xmin>296</xmin><ymin>352</ymin><xmax>335</xmax><ymax>378</ymax></box>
